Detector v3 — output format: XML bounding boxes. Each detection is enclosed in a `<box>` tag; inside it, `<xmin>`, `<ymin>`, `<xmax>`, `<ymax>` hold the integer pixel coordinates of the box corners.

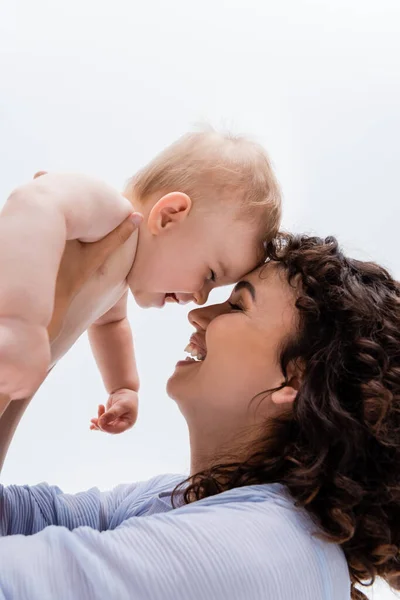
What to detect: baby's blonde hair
<box><xmin>129</xmin><ymin>129</ymin><xmax>282</xmax><ymax>243</ymax></box>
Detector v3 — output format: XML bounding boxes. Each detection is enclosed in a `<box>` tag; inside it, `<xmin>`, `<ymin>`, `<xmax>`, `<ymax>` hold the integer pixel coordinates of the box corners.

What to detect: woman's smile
<box><xmin>176</xmin><ymin>333</ymin><xmax>207</xmax><ymax>367</ymax></box>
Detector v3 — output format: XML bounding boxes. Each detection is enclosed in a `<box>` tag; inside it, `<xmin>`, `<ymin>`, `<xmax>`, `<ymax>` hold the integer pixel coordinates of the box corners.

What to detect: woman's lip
<box><xmin>176</xmin><ymin>358</ymin><xmax>201</xmax><ymax>368</ymax></box>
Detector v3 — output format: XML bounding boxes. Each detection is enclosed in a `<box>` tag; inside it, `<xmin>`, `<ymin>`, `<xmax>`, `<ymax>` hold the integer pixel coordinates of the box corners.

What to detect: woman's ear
<box><xmin>147</xmin><ymin>192</ymin><xmax>192</xmax><ymax>235</ymax></box>
<box><xmin>271</xmin><ymin>375</ymin><xmax>301</xmax><ymax>406</ymax></box>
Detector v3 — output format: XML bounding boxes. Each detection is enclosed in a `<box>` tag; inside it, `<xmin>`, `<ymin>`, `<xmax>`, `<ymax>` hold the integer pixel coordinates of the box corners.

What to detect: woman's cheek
<box><xmin>206</xmin><ymin>313</ymin><xmax>242</xmax><ymax>342</ymax></box>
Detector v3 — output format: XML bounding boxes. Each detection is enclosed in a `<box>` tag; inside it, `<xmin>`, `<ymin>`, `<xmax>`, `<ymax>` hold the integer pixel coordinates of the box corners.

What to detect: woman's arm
<box><xmin>0</xmin><ymin>394</ymin><xmax>10</xmax><ymax>421</ymax></box>
<box><xmin>0</xmin><ymin>474</ymin><xmax>180</xmax><ymax>536</ymax></box>
<box><xmin>0</xmin><ymin>398</ymin><xmax>31</xmax><ymax>472</ymax></box>
<box><xmin>0</xmin><ymin>479</ymin><xmax>138</xmax><ymax>535</ymax></box>
<box><xmin>0</xmin><ymin>495</ymin><xmax>262</xmax><ymax>600</ymax></box>
<box><xmin>0</xmin><ymin>489</ymin><xmax>343</xmax><ymax>600</ymax></box>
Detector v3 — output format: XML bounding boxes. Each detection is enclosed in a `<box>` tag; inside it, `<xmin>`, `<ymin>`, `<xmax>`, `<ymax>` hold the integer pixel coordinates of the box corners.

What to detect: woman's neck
<box><xmin>188</xmin><ymin>423</ymin><xmax>257</xmax><ymax>476</ymax></box>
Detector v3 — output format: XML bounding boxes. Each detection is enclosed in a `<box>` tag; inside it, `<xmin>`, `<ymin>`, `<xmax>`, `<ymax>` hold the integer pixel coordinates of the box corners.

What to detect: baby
<box><xmin>0</xmin><ymin>131</ymin><xmax>281</xmax><ymax>433</ymax></box>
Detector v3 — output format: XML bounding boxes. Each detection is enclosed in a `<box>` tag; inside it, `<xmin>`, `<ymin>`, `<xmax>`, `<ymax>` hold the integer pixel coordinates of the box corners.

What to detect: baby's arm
<box><xmin>88</xmin><ymin>291</ymin><xmax>139</xmax><ymax>434</ymax></box>
<box><xmin>0</xmin><ymin>173</ymin><xmax>133</xmax><ymax>400</ymax></box>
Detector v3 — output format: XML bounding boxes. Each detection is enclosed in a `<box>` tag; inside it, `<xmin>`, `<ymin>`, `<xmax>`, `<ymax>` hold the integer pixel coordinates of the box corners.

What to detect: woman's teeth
<box><xmin>184</xmin><ymin>343</ymin><xmax>205</xmax><ymax>361</ymax></box>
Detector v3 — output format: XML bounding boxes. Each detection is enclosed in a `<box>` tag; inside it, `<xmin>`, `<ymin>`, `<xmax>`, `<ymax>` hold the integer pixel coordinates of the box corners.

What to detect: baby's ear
<box><xmin>148</xmin><ymin>192</ymin><xmax>192</xmax><ymax>235</ymax></box>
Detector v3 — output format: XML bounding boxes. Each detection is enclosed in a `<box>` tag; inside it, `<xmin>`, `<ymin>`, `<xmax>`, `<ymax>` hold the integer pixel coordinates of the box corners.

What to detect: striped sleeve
<box><xmin>0</xmin><ymin>482</ymin><xmax>137</xmax><ymax>536</ymax></box>
<box><xmin>0</xmin><ymin>500</ymin><xmax>278</xmax><ymax>600</ymax></box>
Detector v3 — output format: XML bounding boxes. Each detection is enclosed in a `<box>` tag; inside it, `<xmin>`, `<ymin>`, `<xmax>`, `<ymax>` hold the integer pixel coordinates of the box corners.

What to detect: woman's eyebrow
<box><xmin>232</xmin><ymin>280</ymin><xmax>256</xmax><ymax>301</ymax></box>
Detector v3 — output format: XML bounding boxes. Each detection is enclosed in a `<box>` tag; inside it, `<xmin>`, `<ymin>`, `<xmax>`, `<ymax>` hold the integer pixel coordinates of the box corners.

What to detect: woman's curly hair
<box><xmin>173</xmin><ymin>234</ymin><xmax>400</xmax><ymax>599</ymax></box>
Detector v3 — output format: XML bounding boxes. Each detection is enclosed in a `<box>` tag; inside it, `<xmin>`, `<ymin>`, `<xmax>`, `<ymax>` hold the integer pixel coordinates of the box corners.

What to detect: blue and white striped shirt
<box><xmin>0</xmin><ymin>473</ymin><xmax>350</xmax><ymax>599</ymax></box>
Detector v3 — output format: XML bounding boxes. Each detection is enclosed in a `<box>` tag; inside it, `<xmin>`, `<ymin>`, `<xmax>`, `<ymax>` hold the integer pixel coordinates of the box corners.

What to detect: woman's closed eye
<box><xmin>228</xmin><ymin>300</ymin><xmax>243</xmax><ymax>312</ymax></box>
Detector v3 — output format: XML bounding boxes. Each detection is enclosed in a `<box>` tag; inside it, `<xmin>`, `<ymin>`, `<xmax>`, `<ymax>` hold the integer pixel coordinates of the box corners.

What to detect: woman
<box><xmin>1</xmin><ymin>233</ymin><xmax>399</xmax><ymax>600</ymax></box>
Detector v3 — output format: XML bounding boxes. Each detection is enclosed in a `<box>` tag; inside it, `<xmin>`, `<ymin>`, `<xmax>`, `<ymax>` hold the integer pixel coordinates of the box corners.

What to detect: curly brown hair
<box><xmin>172</xmin><ymin>234</ymin><xmax>400</xmax><ymax>599</ymax></box>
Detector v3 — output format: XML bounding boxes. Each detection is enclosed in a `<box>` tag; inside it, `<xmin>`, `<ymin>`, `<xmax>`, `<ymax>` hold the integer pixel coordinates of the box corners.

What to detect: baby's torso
<box><xmin>49</xmin><ymin>234</ymin><xmax>136</xmax><ymax>366</ymax></box>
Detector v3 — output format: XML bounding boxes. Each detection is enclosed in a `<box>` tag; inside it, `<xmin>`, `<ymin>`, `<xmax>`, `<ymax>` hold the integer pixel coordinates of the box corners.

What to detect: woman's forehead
<box><xmin>248</xmin><ymin>261</ymin><xmax>283</xmax><ymax>284</ymax></box>
<box><xmin>243</xmin><ymin>262</ymin><xmax>297</xmax><ymax>302</ymax></box>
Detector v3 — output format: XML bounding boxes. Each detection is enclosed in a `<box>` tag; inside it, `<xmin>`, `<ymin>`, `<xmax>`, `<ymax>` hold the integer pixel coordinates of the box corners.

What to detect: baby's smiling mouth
<box><xmin>165</xmin><ymin>293</ymin><xmax>193</xmax><ymax>306</ymax></box>
<box><xmin>164</xmin><ymin>293</ymin><xmax>178</xmax><ymax>303</ymax></box>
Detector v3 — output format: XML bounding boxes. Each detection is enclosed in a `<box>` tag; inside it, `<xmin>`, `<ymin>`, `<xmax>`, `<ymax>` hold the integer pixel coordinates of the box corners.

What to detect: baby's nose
<box><xmin>193</xmin><ymin>287</ymin><xmax>210</xmax><ymax>306</ymax></box>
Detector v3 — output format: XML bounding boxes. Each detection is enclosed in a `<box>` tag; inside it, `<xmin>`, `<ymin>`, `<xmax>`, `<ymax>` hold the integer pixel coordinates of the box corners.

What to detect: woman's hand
<box><xmin>48</xmin><ymin>213</ymin><xmax>142</xmax><ymax>342</ymax></box>
<box><xmin>30</xmin><ymin>172</ymin><xmax>142</xmax><ymax>342</ymax></box>
<box><xmin>0</xmin><ymin>173</ymin><xmax>142</xmax><ymax>412</ymax></box>
<box><xmin>1</xmin><ymin>197</ymin><xmax>141</xmax><ymax>413</ymax></box>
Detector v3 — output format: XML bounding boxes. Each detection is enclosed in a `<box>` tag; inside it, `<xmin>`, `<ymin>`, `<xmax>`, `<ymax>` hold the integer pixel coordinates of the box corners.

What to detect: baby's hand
<box><xmin>90</xmin><ymin>388</ymin><xmax>138</xmax><ymax>434</ymax></box>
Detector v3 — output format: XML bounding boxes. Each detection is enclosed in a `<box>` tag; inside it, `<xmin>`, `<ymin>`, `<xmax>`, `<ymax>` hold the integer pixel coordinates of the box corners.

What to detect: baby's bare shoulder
<box><xmin>10</xmin><ymin>173</ymin><xmax>134</xmax><ymax>242</ymax></box>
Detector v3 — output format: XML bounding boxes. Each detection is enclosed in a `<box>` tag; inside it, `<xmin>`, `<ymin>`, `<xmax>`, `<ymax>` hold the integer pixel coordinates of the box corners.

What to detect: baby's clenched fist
<box><xmin>90</xmin><ymin>388</ymin><xmax>138</xmax><ymax>434</ymax></box>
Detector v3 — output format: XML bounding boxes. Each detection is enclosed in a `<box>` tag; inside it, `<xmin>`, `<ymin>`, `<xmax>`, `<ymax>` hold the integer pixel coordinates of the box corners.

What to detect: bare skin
<box><xmin>0</xmin><ymin>170</ymin><xmax>262</xmax><ymax>436</ymax></box>
<box><xmin>0</xmin><ymin>173</ymin><xmax>142</xmax><ymax>434</ymax></box>
<box><xmin>0</xmin><ymin>213</ymin><xmax>141</xmax><ymax>471</ymax></box>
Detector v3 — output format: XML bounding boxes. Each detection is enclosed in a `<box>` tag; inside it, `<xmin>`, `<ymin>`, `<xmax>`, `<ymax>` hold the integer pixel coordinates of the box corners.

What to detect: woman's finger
<box><xmin>82</xmin><ymin>212</ymin><xmax>143</xmax><ymax>272</ymax></box>
<box><xmin>33</xmin><ymin>172</ymin><xmax>142</xmax><ymax>276</ymax></box>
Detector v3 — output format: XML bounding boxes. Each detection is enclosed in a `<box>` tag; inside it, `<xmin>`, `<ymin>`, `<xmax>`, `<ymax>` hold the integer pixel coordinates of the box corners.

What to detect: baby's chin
<box><xmin>133</xmin><ymin>291</ymin><xmax>166</xmax><ymax>309</ymax></box>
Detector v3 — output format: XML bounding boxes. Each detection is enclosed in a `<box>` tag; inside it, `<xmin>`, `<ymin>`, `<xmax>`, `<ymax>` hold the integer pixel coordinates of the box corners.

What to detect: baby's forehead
<box><xmin>228</xmin><ymin>218</ymin><xmax>267</xmax><ymax>254</ymax></box>
<box><xmin>216</xmin><ymin>234</ymin><xmax>266</xmax><ymax>284</ymax></box>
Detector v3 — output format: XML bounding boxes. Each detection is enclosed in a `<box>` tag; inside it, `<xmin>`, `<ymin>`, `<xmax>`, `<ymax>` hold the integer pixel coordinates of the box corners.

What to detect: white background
<box><xmin>1</xmin><ymin>1</ymin><xmax>399</xmax><ymax>597</ymax></box>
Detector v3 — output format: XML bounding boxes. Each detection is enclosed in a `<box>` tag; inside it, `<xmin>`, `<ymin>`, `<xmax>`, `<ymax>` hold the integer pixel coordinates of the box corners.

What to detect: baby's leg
<box><xmin>0</xmin><ymin>318</ymin><xmax>50</xmax><ymax>400</ymax></box>
<box><xmin>0</xmin><ymin>187</ymin><xmax>66</xmax><ymax>399</ymax></box>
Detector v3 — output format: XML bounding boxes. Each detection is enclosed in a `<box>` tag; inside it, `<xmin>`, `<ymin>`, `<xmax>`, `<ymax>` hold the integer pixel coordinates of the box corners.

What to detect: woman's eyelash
<box><xmin>228</xmin><ymin>301</ymin><xmax>243</xmax><ymax>311</ymax></box>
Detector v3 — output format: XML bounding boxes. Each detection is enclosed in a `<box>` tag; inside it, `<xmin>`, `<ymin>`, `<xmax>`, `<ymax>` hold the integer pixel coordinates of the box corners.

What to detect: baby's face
<box><xmin>129</xmin><ymin>205</ymin><xmax>264</xmax><ymax>309</ymax></box>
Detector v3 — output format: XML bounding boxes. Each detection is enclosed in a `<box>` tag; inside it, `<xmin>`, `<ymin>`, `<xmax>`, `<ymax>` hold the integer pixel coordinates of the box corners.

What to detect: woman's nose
<box><xmin>188</xmin><ymin>306</ymin><xmax>207</xmax><ymax>330</ymax></box>
<box><xmin>188</xmin><ymin>302</ymin><xmax>226</xmax><ymax>330</ymax></box>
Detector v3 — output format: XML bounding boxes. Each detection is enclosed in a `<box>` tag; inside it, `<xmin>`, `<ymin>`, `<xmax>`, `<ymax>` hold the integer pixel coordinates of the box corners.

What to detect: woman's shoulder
<box><xmin>115</xmin><ymin>472</ymin><xmax>184</xmax><ymax>500</ymax></box>
<box><xmin>87</xmin><ymin>477</ymin><xmax>350</xmax><ymax>599</ymax></box>
<box><xmin>171</xmin><ymin>482</ymin><xmax>350</xmax><ymax>598</ymax></box>
<box><xmin>106</xmin><ymin>473</ymin><xmax>185</xmax><ymax>524</ymax></box>
<box><xmin>182</xmin><ymin>482</ymin><xmax>340</xmax><ymax>552</ymax></box>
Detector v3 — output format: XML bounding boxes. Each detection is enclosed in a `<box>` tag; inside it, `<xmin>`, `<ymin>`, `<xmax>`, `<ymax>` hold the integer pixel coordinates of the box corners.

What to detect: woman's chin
<box><xmin>166</xmin><ymin>359</ymin><xmax>203</xmax><ymax>400</ymax></box>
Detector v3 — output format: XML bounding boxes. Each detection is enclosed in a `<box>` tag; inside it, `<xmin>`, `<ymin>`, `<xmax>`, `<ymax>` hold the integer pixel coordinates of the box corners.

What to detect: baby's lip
<box><xmin>174</xmin><ymin>294</ymin><xmax>192</xmax><ymax>305</ymax></box>
<box><xmin>164</xmin><ymin>293</ymin><xmax>193</xmax><ymax>306</ymax></box>
<box><xmin>164</xmin><ymin>293</ymin><xmax>178</xmax><ymax>305</ymax></box>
